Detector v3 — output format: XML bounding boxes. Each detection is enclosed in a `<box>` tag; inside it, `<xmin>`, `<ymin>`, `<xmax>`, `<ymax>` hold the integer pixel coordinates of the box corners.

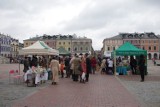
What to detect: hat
<box><xmin>85</xmin><ymin>53</ymin><xmax>89</xmax><ymax>56</ymax></box>
<box><xmin>79</xmin><ymin>53</ymin><xmax>83</xmax><ymax>55</ymax></box>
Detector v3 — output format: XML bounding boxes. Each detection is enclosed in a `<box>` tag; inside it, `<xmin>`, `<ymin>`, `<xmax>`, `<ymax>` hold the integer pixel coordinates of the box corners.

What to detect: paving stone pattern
<box><xmin>12</xmin><ymin>74</ymin><xmax>141</xmax><ymax>107</ymax></box>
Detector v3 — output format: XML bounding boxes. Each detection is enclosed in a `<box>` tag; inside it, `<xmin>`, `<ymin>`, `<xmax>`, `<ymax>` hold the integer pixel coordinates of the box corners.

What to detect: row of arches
<box><xmin>148</xmin><ymin>53</ymin><xmax>160</xmax><ymax>59</ymax></box>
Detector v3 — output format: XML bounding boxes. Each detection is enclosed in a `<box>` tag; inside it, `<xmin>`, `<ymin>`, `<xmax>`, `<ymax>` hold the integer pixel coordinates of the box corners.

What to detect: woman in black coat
<box><xmin>85</xmin><ymin>53</ymin><xmax>91</xmax><ymax>82</ymax></box>
<box><xmin>138</xmin><ymin>54</ymin><xmax>145</xmax><ymax>82</ymax></box>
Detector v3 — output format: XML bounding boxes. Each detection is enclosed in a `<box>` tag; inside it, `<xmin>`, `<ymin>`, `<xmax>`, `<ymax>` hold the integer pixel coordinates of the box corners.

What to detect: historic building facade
<box><xmin>0</xmin><ymin>33</ymin><xmax>19</xmax><ymax>58</ymax></box>
<box><xmin>103</xmin><ymin>35</ymin><xmax>123</xmax><ymax>57</ymax></box>
<box><xmin>103</xmin><ymin>32</ymin><xmax>160</xmax><ymax>59</ymax></box>
<box><xmin>24</xmin><ymin>34</ymin><xmax>92</xmax><ymax>55</ymax></box>
<box><xmin>10</xmin><ymin>39</ymin><xmax>19</xmax><ymax>58</ymax></box>
<box><xmin>24</xmin><ymin>34</ymin><xmax>57</xmax><ymax>49</ymax></box>
<box><xmin>72</xmin><ymin>37</ymin><xmax>92</xmax><ymax>55</ymax></box>
<box><xmin>56</xmin><ymin>35</ymin><xmax>72</xmax><ymax>52</ymax></box>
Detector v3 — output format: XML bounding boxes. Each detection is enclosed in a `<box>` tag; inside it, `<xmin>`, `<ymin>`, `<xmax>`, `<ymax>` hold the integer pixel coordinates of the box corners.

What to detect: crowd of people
<box><xmin>23</xmin><ymin>53</ymin><xmax>146</xmax><ymax>87</ymax></box>
<box><xmin>51</xmin><ymin>53</ymin><xmax>96</xmax><ymax>84</ymax></box>
<box><xmin>23</xmin><ymin>53</ymin><xmax>99</xmax><ymax>86</ymax></box>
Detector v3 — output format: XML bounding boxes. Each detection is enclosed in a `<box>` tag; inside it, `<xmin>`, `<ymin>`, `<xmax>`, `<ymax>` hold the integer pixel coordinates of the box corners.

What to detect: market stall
<box><xmin>19</xmin><ymin>41</ymin><xmax>59</xmax><ymax>86</ymax></box>
<box><xmin>113</xmin><ymin>42</ymin><xmax>147</xmax><ymax>75</ymax></box>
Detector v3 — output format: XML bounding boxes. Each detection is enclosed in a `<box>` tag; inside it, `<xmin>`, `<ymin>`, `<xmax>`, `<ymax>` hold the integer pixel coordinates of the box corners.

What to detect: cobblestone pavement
<box><xmin>13</xmin><ymin>74</ymin><xmax>141</xmax><ymax>107</ymax></box>
<box><xmin>0</xmin><ymin>60</ymin><xmax>159</xmax><ymax>107</ymax></box>
<box><xmin>118</xmin><ymin>60</ymin><xmax>160</xmax><ymax>107</ymax></box>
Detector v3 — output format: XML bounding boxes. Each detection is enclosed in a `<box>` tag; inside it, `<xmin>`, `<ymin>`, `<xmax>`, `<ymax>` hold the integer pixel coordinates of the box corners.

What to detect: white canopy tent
<box><xmin>19</xmin><ymin>41</ymin><xmax>59</xmax><ymax>55</ymax></box>
<box><xmin>18</xmin><ymin>41</ymin><xmax>59</xmax><ymax>73</ymax></box>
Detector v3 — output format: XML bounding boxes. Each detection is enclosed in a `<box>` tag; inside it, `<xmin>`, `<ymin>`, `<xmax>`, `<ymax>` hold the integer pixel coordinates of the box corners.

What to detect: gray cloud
<box><xmin>65</xmin><ymin>0</ymin><xmax>160</xmax><ymax>32</ymax></box>
<box><xmin>65</xmin><ymin>2</ymin><xmax>131</xmax><ymax>31</ymax></box>
<box><xmin>0</xmin><ymin>0</ymin><xmax>160</xmax><ymax>50</ymax></box>
<box><xmin>139</xmin><ymin>0</ymin><xmax>160</xmax><ymax>7</ymax></box>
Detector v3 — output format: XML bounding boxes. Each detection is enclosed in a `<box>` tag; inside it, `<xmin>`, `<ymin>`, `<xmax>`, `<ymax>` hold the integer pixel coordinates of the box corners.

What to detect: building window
<box><xmin>74</xmin><ymin>47</ymin><xmax>77</xmax><ymax>51</ymax></box>
<box><xmin>26</xmin><ymin>43</ymin><xmax>28</xmax><ymax>45</ymax></box>
<box><xmin>63</xmin><ymin>42</ymin><xmax>65</xmax><ymax>45</ymax></box>
<box><xmin>142</xmin><ymin>46</ymin><xmax>145</xmax><ymax>50</ymax></box>
<box><xmin>59</xmin><ymin>42</ymin><xmax>61</xmax><ymax>45</ymax></box>
<box><xmin>68</xmin><ymin>48</ymin><xmax>70</xmax><ymax>51</ymax></box>
<box><xmin>108</xmin><ymin>47</ymin><xmax>110</xmax><ymax>51</ymax></box>
<box><xmin>80</xmin><ymin>47</ymin><xmax>82</xmax><ymax>51</ymax></box>
<box><xmin>149</xmin><ymin>40</ymin><xmax>150</xmax><ymax>43</ymax></box>
<box><xmin>149</xmin><ymin>46</ymin><xmax>151</xmax><ymax>50</ymax></box>
<box><xmin>86</xmin><ymin>47</ymin><xmax>88</xmax><ymax>51</ymax></box>
<box><xmin>154</xmin><ymin>46</ymin><xmax>156</xmax><ymax>50</ymax></box>
<box><xmin>154</xmin><ymin>40</ymin><xmax>156</xmax><ymax>43</ymax></box>
<box><xmin>113</xmin><ymin>47</ymin><xmax>115</xmax><ymax>50</ymax></box>
<box><xmin>68</xmin><ymin>42</ymin><xmax>70</xmax><ymax>45</ymax></box>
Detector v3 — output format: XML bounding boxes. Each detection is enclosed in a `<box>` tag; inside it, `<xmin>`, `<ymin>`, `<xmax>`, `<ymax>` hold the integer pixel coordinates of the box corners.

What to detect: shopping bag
<box><xmin>81</xmin><ymin>72</ymin><xmax>86</xmax><ymax>80</ymax></box>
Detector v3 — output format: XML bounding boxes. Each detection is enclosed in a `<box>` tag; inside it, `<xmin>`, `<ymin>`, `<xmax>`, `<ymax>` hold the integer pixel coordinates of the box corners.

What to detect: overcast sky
<box><xmin>0</xmin><ymin>0</ymin><xmax>160</xmax><ymax>50</ymax></box>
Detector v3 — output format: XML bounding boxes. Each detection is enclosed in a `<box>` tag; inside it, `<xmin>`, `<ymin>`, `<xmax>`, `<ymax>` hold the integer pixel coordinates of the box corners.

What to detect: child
<box><xmin>60</xmin><ymin>61</ymin><xmax>65</xmax><ymax>78</ymax></box>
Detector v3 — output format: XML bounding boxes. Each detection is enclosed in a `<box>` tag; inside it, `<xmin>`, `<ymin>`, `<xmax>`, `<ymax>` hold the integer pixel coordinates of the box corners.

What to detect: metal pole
<box><xmin>114</xmin><ymin>51</ymin><xmax>116</xmax><ymax>76</ymax></box>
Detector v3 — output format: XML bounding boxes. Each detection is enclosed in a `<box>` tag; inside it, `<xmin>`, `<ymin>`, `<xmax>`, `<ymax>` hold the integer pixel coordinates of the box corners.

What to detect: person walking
<box><xmin>60</xmin><ymin>61</ymin><xmax>65</xmax><ymax>78</ymax></box>
<box><xmin>64</xmin><ymin>56</ymin><xmax>71</xmax><ymax>78</ymax></box>
<box><xmin>23</xmin><ymin>57</ymin><xmax>29</xmax><ymax>73</ymax></box>
<box><xmin>108</xmin><ymin>58</ymin><xmax>113</xmax><ymax>75</ymax></box>
<box><xmin>100</xmin><ymin>58</ymin><xmax>106</xmax><ymax>74</ymax></box>
<box><xmin>85</xmin><ymin>53</ymin><xmax>91</xmax><ymax>82</ymax></box>
<box><xmin>91</xmin><ymin>56</ymin><xmax>97</xmax><ymax>74</ymax></box>
<box><xmin>80</xmin><ymin>55</ymin><xmax>86</xmax><ymax>83</ymax></box>
<box><xmin>138</xmin><ymin>54</ymin><xmax>145</xmax><ymax>82</ymax></box>
<box><xmin>72</xmin><ymin>54</ymin><xmax>81</xmax><ymax>81</ymax></box>
<box><xmin>70</xmin><ymin>55</ymin><xmax>75</xmax><ymax>80</ymax></box>
<box><xmin>49</xmin><ymin>56</ymin><xmax>60</xmax><ymax>85</ymax></box>
<box><xmin>130</xmin><ymin>56</ymin><xmax>137</xmax><ymax>75</ymax></box>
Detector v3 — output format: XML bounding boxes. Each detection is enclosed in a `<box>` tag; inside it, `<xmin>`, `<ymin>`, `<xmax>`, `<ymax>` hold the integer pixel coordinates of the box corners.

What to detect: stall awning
<box><xmin>19</xmin><ymin>41</ymin><xmax>59</xmax><ymax>55</ymax></box>
<box><xmin>115</xmin><ymin>42</ymin><xmax>147</xmax><ymax>56</ymax></box>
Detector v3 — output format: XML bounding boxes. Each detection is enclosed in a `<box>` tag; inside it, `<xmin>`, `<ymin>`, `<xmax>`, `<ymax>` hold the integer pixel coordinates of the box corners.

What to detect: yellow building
<box><xmin>56</xmin><ymin>36</ymin><xmax>71</xmax><ymax>52</ymax></box>
<box><xmin>23</xmin><ymin>34</ymin><xmax>93</xmax><ymax>55</ymax></box>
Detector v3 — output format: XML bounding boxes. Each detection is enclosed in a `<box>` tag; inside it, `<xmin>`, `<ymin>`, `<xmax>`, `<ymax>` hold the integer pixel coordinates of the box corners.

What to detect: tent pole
<box><xmin>114</xmin><ymin>51</ymin><xmax>116</xmax><ymax>76</ymax></box>
<box><xmin>145</xmin><ymin>54</ymin><xmax>147</xmax><ymax>75</ymax></box>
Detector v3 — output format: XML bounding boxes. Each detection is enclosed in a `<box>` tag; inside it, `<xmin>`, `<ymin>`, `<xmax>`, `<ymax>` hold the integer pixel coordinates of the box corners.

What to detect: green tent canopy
<box><xmin>115</xmin><ymin>42</ymin><xmax>147</xmax><ymax>56</ymax></box>
<box><xmin>58</xmin><ymin>47</ymin><xmax>70</xmax><ymax>56</ymax></box>
<box><xmin>112</xmin><ymin>42</ymin><xmax>147</xmax><ymax>75</ymax></box>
